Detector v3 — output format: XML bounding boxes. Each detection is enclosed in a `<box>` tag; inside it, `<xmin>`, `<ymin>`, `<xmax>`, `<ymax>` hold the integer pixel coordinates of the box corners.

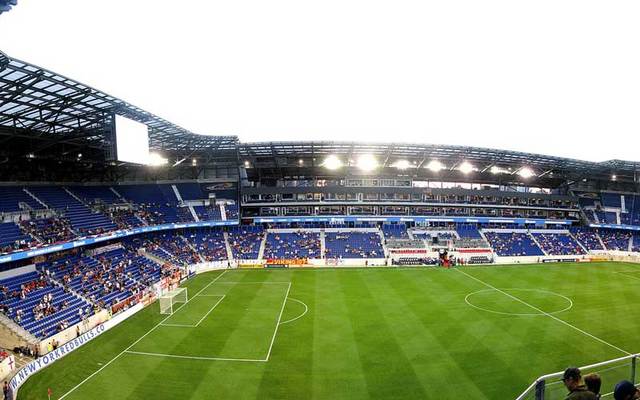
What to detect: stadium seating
<box><xmin>483</xmin><ymin>232</ymin><xmax>544</xmax><ymax>256</ymax></box>
<box><xmin>0</xmin><ymin>187</ymin><xmax>45</xmax><ymax>212</ymax></box>
<box><xmin>67</xmin><ymin>186</ymin><xmax>120</xmax><ymax>205</ymax></box>
<box><xmin>325</xmin><ymin>231</ymin><xmax>384</xmax><ymax>258</ymax></box>
<box><xmin>598</xmin><ymin>229</ymin><xmax>631</xmax><ymax>251</ymax></box>
<box><xmin>20</xmin><ymin>217</ymin><xmax>75</xmax><ymax>244</ymax></box>
<box><xmin>264</xmin><ymin>231</ymin><xmax>321</xmax><ymax>259</ymax></box>
<box><xmin>382</xmin><ymin>224</ymin><xmax>409</xmax><ymax>239</ymax></box>
<box><xmin>194</xmin><ymin>205</ymin><xmax>221</xmax><ymax>221</ymax></box>
<box><xmin>28</xmin><ymin>186</ymin><xmax>117</xmax><ymax>235</ymax></box>
<box><xmin>0</xmin><ymin>222</ymin><xmax>32</xmax><ymax>253</ymax></box>
<box><xmin>0</xmin><ymin>271</ymin><xmax>93</xmax><ymax>339</ymax></box>
<box><xmin>174</xmin><ymin>183</ymin><xmax>205</xmax><ymax>201</ymax></box>
<box><xmin>183</xmin><ymin>230</ymin><xmax>228</xmax><ymax>262</ymax></box>
<box><xmin>531</xmin><ymin>233</ymin><xmax>586</xmax><ymax>256</ymax></box>
<box><xmin>570</xmin><ymin>227</ymin><xmax>604</xmax><ymax>251</ymax></box>
<box><xmin>228</xmin><ymin>226</ymin><xmax>264</xmax><ymax>259</ymax></box>
<box><xmin>456</xmin><ymin>224</ymin><xmax>483</xmax><ymax>239</ymax></box>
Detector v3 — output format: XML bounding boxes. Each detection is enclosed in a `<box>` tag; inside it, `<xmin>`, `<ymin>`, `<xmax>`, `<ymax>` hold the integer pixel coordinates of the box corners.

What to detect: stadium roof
<box><xmin>0</xmin><ymin>52</ymin><xmax>638</xmax><ymax>186</ymax></box>
<box><xmin>238</xmin><ymin>141</ymin><xmax>640</xmax><ymax>183</ymax></box>
<box><xmin>0</xmin><ymin>51</ymin><xmax>238</xmax><ymax>155</ymax></box>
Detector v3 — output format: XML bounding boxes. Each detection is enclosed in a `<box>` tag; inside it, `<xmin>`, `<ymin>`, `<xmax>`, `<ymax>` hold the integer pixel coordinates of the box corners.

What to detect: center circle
<box><xmin>464</xmin><ymin>288</ymin><xmax>573</xmax><ymax>316</ymax></box>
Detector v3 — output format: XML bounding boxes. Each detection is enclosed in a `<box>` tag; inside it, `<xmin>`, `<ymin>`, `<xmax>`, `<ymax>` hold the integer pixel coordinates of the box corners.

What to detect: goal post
<box><xmin>516</xmin><ymin>353</ymin><xmax>638</xmax><ymax>400</ymax></box>
<box><xmin>159</xmin><ymin>287</ymin><xmax>188</xmax><ymax>315</ymax></box>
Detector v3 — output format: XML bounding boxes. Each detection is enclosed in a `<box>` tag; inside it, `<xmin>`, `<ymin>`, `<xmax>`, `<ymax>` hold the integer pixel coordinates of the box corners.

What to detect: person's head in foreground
<box><xmin>584</xmin><ymin>373</ymin><xmax>601</xmax><ymax>397</ymax></box>
<box><xmin>614</xmin><ymin>380</ymin><xmax>640</xmax><ymax>400</ymax></box>
<box><xmin>562</xmin><ymin>367</ymin><xmax>584</xmax><ymax>391</ymax></box>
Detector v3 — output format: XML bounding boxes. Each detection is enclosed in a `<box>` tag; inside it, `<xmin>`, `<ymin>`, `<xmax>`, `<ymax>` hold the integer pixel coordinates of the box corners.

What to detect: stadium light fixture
<box><xmin>322</xmin><ymin>155</ymin><xmax>343</xmax><ymax>170</ymax></box>
<box><xmin>612</xmin><ymin>174</ymin><xmax>617</xmax><ymax>181</ymax></box>
<box><xmin>458</xmin><ymin>161</ymin><xmax>476</xmax><ymax>174</ymax></box>
<box><xmin>426</xmin><ymin>160</ymin><xmax>445</xmax><ymax>172</ymax></box>
<box><xmin>392</xmin><ymin>160</ymin><xmax>412</xmax><ymax>170</ymax></box>
<box><xmin>192</xmin><ymin>158</ymin><xmax>197</xmax><ymax>166</ymax></box>
<box><xmin>147</xmin><ymin>152</ymin><xmax>168</xmax><ymax>167</ymax></box>
<box><xmin>244</xmin><ymin>160</ymin><xmax>250</xmax><ymax>168</ymax></box>
<box><xmin>357</xmin><ymin>154</ymin><xmax>378</xmax><ymax>171</ymax></box>
<box><xmin>517</xmin><ymin>167</ymin><xmax>535</xmax><ymax>179</ymax></box>
<box><xmin>490</xmin><ymin>166</ymin><xmax>508</xmax><ymax>175</ymax></box>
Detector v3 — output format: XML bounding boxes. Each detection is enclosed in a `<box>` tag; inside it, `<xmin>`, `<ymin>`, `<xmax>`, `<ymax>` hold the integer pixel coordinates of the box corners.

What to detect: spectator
<box><xmin>584</xmin><ymin>373</ymin><xmax>601</xmax><ymax>400</ymax></box>
<box><xmin>562</xmin><ymin>367</ymin><xmax>597</xmax><ymax>399</ymax></box>
<box><xmin>614</xmin><ymin>380</ymin><xmax>640</xmax><ymax>400</ymax></box>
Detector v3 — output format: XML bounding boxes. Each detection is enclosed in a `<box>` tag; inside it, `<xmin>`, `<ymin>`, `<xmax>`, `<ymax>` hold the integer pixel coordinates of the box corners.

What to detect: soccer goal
<box><xmin>159</xmin><ymin>288</ymin><xmax>188</xmax><ymax>315</ymax></box>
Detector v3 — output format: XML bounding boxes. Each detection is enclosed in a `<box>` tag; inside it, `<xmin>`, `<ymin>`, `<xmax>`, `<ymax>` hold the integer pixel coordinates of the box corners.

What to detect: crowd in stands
<box><xmin>228</xmin><ymin>227</ymin><xmax>264</xmax><ymax>259</ymax></box>
<box><xmin>20</xmin><ymin>217</ymin><xmax>75</xmax><ymax>244</ymax></box>
<box><xmin>264</xmin><ymin>231</ymin><xmax>321</xmax><ymax>259</ymax></box>
<box><xmin>183</xmin><ymin>231</ymin><xmax>228</xmax><ymax>262</ymax></box>
<box><xmin>598</xmin><ymin>229</ymin><xmax>632</xmax><ymax>251</ymax></box>
<box><xmin>484</xmin><ymin>232</ymin><xmax>544</xmax><ymax>257</ymax></box>
<box><xmin>325</xmin><ymin>231</ymin><xmax>383</xmax><ymax>259</ymax></box>
<box><xmin>532</xmin><ymin>233</ymin><xmax>586</xmax><ymax>256</ymax></box>
<box><xmin>571</xmin><ymin>227</ymin><xmax>604</xmax><ymax>251</ymax></box>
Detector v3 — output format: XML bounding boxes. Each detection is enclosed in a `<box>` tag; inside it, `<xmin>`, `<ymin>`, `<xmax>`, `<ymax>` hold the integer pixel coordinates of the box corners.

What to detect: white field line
<box><xmin>123</xmin><ymin>350</ymin><xmax>266</xmax><ymax>363</ymax></box>
<box><xmin>455</xmin><ymin>268</ymin><xmax>632</xmax><ymax>356</ymax></box>
<box><xmin>263</xmin><ymin>282</ymin><xmax>292</xmax><ymax>361</ymax></box>
<box><xmin>58</xmin><ymin>270</ymin><xmax>229</xmax><ymax>400</ymax></box>
<box><xmin>279</xmin><ymin>298</ymin><xmax>308</xmax><ymax>325</ymax></box>
<box><xmin>210</xmin><ymin>281</ymin><xmax>291</xmax><ymax>284</ymax></box>
<box><xmin>613</xmin><ymin>271</ymin><xmax>640</xmax><ymax>282</ymax></box>
<box><xmin>160</xmin><ymin>295</ymin><xmax>225</xmax><ymax>328</ymax></box>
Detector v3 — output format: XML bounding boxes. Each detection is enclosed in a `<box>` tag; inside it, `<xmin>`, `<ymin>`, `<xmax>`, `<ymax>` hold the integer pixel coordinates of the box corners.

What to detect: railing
<box><xmin>516</xmin><ymin>354</ymin><xmax>638</xmax><ymax>399</ymax></box>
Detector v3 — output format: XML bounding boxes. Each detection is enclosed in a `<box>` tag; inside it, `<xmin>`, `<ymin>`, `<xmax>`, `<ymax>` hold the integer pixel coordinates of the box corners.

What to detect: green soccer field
<box><xmin>16</xmin><ymin>262</ymin><xmax>640</xmax><ymax>400</ymax></box>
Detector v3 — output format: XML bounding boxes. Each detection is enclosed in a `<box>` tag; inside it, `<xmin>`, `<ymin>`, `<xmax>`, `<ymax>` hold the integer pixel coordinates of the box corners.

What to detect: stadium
<box><xmin>1</xmin><ymin>2</ymin><xmax>640</xmax><ymax>400</ymax></box>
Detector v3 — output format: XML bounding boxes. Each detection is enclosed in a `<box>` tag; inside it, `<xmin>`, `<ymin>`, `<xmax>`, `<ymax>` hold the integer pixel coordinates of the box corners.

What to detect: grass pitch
<box><xmin>17</xmin><ymin>262</ymin><xmax>640</xmax><ymax>399</ymax></box>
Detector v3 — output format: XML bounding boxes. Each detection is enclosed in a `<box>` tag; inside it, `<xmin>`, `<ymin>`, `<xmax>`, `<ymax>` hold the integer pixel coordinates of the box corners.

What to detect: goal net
<box><xmin>159</xmin><ymin>288</ymin><xmax>188</xmax><ymax>315</ymax></box>
<box><xmin>516</xmin><ymin>353</ymin><xmax>639</xmax><ymax>400</ymax></box>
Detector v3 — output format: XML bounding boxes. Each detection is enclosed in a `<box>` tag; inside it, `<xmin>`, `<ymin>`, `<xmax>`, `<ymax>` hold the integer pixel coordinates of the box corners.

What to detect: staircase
<box><xmin>568</xmin><ymin>231</ymin><xmax>589</xmax><ymax>253</ymax></box>
<box><xmin>320</xmin><ymin>231</ymin><xmax>326</xmax><ymax>259</ymax></box>
<box><xmin>378</xmin><ymin>229</ymin><xmax>390</xmax><ymax>258</ymax></box>
<box><xmin>171</xmin><ymin>185</ymin><xmax>183</xmax><ymax>203</ymax></box>
<box><xmin>110</xmin><ymin>186</ymin><xmax>125</xmax><ymax>201</ymax></box>
<box><xmin>188</xmin><ymin>205</ymin><xmax>199</xmax><ymax>222</ymax></box>
<box><xmin>629</xmin><ymin>235</ymin><xmax>634</xmax><ymax>252</ymax></box>
<box><xmin>596</xmin><ymin>232</ymin><xmax>607</xmax><ymax>250</ymax></box>
<box><xmin>257</xmin><ymin>232</ymin><xmax>268</xmax><ymax>260</ymax></box>
<box><xmin>220</xmin><ymin>204</ymin><xmax>227</xmax><ymax>221</ymax></box>
<box><xmin>0</xmin><ymin>313</ymin><xmax>38</xmax><ymax>347</ymax></box>
<box><xmin>528</xmin><ymin>231</ymin><xmax>548</xmax><ymax>256</ymax></box>
<box><xmin>23</xmin><ymin>188</ymin><xmax>48</xmax><ymax>209</ymax></box>
<box><xmin>223</xmin><ymin>232</ymin><xmax>235</xmax><ymax>264</ymax></box>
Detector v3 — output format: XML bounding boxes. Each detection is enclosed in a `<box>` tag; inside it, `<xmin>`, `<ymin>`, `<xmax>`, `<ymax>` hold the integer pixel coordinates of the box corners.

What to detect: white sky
<box><xmin>1</xmin><ymin>1</ymin><xmax>639</xmax><ymax>162</ymax></box>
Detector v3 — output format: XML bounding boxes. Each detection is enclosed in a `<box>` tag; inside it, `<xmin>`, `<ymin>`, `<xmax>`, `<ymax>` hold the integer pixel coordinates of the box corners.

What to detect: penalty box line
<box><xmin>127</xmin><ymin>281</ymin><xmax>291</xmax><ymax>363</ymax></box>
<box><xmin>455</xmin><ymin>268</ymin><xmax>632</xmax><ymax>356</ymax></box>
<box><xmin>161</xmin><ymin>295</ymin><xmax>226</xmax><ymax>328</ymax></box>
<box><xmin>58</xmin><ymin>270</ymin><xmax>229</xmax><ymax>400</ymax></box>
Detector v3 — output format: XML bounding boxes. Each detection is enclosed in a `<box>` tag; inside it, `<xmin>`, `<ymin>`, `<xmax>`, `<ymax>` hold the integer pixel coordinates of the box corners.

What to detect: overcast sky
<box><xmin>1</xmin><ymin>1</ymin><xmax>639</xmax><ymax>162</ymax></box>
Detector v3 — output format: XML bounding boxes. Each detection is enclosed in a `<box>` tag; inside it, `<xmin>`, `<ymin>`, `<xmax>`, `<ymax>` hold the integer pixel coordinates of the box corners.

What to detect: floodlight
<box><xmin>458</xmin><ymin>161</ymin><xmax>475</xmax><ymax>174</ymax></box>
<box><xmin>147</xmin><ymin>152</ymin><xmax>168</xmax><ymax>167</ymax></box>
<box><xmin>392</xmin><ymin>160</ymin><xmax>412</xmax><ymax>170</ymax></box>
<box><xmin>357</xmin><ymin>154</ymin><xmax>378</xmax><ymax>171</ymax></box>
<box><xmin>517</xmin><ymin>167</ymin><xmax>535</xmax><ymax>179</ymax></box>
<box><xmin>426</xmin><ymin>160</ymin><xmax>445</xmax><ymax>172</ymax></box>
<box><xmin>322</xmin><ymin>155</ymin><xmax>343</xmax><ymax>170</ymax></box>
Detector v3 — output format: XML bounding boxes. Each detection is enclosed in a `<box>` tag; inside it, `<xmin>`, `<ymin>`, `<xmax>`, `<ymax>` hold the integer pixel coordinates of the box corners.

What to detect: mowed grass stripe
<box><xmin>311</xmin><ymin>269</ymin><xmax>370</xmax><ymax>400</ymax></box>
<box><xmin>339</xmin><ymin>270</ymin><xmax>429</xmax><ymax>399</ymax></box>
<box><xmin>255</xmin><ymin>270</ymin><xmax>316</xmax><ymax>399</ymax></box>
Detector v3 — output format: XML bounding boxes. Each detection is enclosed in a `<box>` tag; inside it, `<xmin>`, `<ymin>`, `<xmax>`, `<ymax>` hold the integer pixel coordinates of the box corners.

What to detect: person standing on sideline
<box><xmin>562</xmin><ymin>367</ymin><xmax>597</xmax><ymax>400</ymax></box>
